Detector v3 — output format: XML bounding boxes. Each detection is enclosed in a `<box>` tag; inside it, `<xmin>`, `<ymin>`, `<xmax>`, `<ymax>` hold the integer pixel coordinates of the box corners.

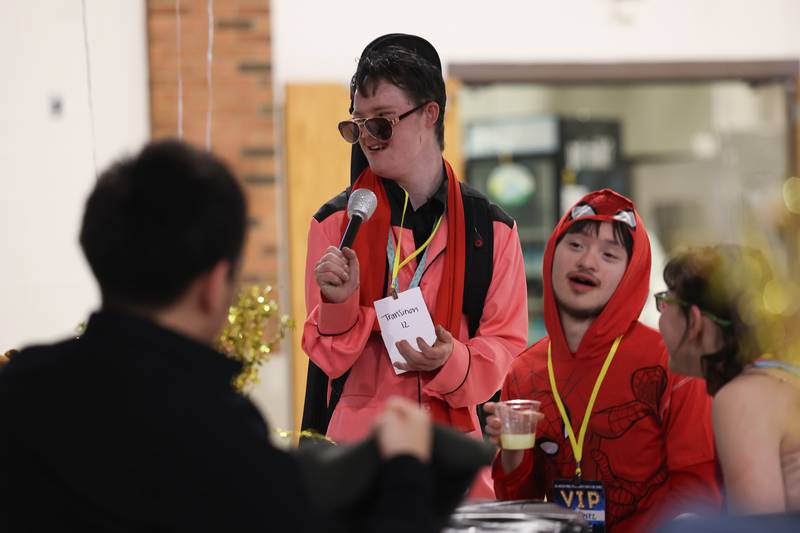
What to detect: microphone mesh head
<box><xmin>347</xmin><ymin>188</ymin><xmax>378</xmax><ymax>220</ymax></box>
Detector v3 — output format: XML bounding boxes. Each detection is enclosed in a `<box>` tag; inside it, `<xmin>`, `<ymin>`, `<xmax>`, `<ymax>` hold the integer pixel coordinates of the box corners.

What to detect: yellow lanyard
<box><xmin>547</xmin><ymin>335</ymin><xmax>623</xmax><ymax>479</ymax></box>
<box><xmin>390</xmin><ymin>190</ymin><xmax>443</xmax><ymax>293</ymax></box>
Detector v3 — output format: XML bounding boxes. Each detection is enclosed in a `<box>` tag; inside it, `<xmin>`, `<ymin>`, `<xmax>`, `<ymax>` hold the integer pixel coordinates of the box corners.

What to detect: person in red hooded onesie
<box><xmin>486</xmin><ymin>189</ymin><xmax>722</xmax><ymax>531</ymax></box>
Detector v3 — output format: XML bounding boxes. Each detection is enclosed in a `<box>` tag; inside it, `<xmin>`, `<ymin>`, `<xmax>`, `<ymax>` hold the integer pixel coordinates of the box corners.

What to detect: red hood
<box><xmin>543</xmin><ymin>189</ymin><xmax>651</xmax><ymax>358</ymax></box>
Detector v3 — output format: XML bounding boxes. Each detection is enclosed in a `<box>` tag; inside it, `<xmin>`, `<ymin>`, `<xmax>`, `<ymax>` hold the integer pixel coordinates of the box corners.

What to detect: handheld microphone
<box><xmin>339</xmin><ymin>188</ymin><xmax>378</xmax><ymax>249</ymax></box>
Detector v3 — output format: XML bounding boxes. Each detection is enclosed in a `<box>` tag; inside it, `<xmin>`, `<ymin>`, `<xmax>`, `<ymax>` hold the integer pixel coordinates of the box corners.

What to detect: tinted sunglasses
<box><xmin>570</xmin><ymin>203</ymin><xmax>637</xmax><ymax>229</ymax></box>
<box><xmin>337</xmin><ymin>101</ymin><xmax>429</xmax><ymax>144</ymax></box>
<box><xmin>654</xmin><ymin>291</ymin><xmax>732</xmax><ymax>327</ymax></box>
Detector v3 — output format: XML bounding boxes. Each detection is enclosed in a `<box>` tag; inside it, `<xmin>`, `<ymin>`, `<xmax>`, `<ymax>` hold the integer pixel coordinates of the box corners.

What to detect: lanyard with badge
<box><xmin>373</xmin><ymin>190</ymin><xmax>442</xmax><ymax>374</ymax></box>
<box><xmin>548</xmin><ymin>335</ymin><xmax>623</xmax><ymax>531</ymax></box>
<box><xmin>386</xmin><ymin>190</ymin><xmax>443</xmax><ymax>295</ymax></box>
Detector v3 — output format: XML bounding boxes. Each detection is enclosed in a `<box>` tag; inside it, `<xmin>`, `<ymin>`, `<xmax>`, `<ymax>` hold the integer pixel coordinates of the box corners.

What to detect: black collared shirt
<box><xmin>382</xmin><ymin>169</ymin><xmax>448</xmax><ymax>249</ymax></box>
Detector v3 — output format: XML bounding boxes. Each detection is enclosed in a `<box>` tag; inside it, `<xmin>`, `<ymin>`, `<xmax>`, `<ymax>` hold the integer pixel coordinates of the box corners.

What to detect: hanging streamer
<box><xmin>80</xmin><ymin>0</ymin><xmax>98</xmax><ymax>176</ymax></box>
<box><xmin>176</xmin><ymin>0</ymin><xmax>184</xmax><ymax>139</ymax></box>
<box><xmin>205</xmin><ymin>0</ymin><xmax>215</xmax><ymax>149</ymax></box>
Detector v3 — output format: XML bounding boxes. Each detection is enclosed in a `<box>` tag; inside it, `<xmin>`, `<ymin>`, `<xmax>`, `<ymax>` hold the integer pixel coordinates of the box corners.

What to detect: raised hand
<box><xmin>314</xmin><ymin>246</ymin><xmax>360</xmax><ymax>304</ymax></box>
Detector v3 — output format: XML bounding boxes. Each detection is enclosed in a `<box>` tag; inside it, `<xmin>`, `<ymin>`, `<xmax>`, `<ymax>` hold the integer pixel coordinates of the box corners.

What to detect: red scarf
<box><xmin>341</xmin><ymin>160</ymin><xmax>474</xmax><ymax>432</ymax></box>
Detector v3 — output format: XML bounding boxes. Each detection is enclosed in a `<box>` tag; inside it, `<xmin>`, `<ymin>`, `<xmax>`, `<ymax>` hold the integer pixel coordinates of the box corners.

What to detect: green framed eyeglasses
<box><xmin>654</xmin><ymin>291</ymin><xmax>732</xmax><ymax>327</ymax></box>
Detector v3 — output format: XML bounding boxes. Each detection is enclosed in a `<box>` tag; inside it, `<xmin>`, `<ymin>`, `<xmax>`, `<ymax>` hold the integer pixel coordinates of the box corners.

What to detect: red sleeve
<box><xmin>491</xmin><ymin>360</ymin><xmax>546</xmax><ymax>501</ymax></box>
<box><xmin>492</xmin><ymin>448</ymin><xmax>539</xmax><ymax>500</ymax></box>
<box><xmin>658</xmin><ymin>374</ymin><xmax>723</xmax><ymax>517</ymax></box>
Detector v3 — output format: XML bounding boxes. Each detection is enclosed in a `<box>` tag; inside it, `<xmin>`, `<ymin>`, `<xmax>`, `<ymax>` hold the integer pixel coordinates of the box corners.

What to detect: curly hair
<box><xmin>662</xmin><ymin>246</ymin><xmax>764</xmax><ymax>394</ymax></box>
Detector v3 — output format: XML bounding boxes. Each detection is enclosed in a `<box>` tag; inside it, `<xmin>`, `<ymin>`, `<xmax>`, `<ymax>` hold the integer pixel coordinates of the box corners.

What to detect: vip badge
<box><xmin>553</xmin><ymin>480</ymin><xmax>606</xmax><ymax>527</ymax></box>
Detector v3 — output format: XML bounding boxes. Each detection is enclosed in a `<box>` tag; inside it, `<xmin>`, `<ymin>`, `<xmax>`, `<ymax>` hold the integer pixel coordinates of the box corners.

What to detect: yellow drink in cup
<box><xmin>496</xmin><ymin>399</ymin><xmax>541</xmax><ymax>450</ymax></box>
<box><xmin>500</xmin><ymin>432</ymin><xmax>536</xmax><ymax>450</ymax></box>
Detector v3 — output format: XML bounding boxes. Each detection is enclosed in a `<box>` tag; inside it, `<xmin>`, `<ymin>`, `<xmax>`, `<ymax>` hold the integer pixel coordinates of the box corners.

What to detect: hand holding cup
<box><xmin>484</xmin><ymin>399</ymin><xmax>542</xmax><ymax>473</ymax></box>
<box><xmin>495</xmin><ymin>399</ymin><xmax>542</xmax><ymax>450</ymax></box>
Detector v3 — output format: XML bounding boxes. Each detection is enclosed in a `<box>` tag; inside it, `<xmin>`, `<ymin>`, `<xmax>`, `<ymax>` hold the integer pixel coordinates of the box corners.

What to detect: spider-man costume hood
<box><xmin>543</xmin><ymin>188</ymin><xmax>651</xmax><ymax>359</ymax></box>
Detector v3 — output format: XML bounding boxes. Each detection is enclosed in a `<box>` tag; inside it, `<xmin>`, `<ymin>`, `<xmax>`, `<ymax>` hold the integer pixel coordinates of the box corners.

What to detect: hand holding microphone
<box><xmin>314</xmin><ymin>189</ymin><xmax>377</xmax><ymax>303</ymax></box>
<box><xmin>338</xmin><ymin>188</ymin><xmax>377</xmax><ymax>250</ymax></box>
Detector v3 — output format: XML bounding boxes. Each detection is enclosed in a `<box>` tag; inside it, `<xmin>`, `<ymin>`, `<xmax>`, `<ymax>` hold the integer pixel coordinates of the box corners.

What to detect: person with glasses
<box><xmin>657</xmin><ymin>246</ymin><xmax>800</xmax><ymax>514</ymax></box>
<box><xmin>486</xmin><ymin>189</ymin><xmax>722</xmax><ymax>531</ymax></box>
<box><xmin>301</xmin><ymin>34</ymin><xmax>528</xmax><ymax>498</ymax></box>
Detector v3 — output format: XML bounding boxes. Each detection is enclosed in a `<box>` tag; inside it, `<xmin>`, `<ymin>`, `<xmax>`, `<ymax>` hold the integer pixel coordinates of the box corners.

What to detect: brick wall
<box><xmin>147</xmin><ymin>0</ymin><xmax>277</xmax><ymax>285</ymax></box>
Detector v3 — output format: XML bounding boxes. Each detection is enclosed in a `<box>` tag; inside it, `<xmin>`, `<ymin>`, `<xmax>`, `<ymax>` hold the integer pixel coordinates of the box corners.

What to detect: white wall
<box><xmin>0</xmin><ymin>1</ymin><xmax>292</xmax><ymax>434</ymax></box>
<box><xmin>272</xmin><ymin>0</ymin><xmax>800</xmax><ymax>90</ymax></box>
<box><xmin>0</xmin><ymin>1</ymin><xmax>150</xmax><ymax>350</ymax></box>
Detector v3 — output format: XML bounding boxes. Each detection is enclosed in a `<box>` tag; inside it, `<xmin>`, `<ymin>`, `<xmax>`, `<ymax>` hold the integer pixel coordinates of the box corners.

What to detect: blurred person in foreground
<box><xmin>0</xmin><ymin>140</ymin><xmax>436</xmax><ymax>532</ymax></box>
<box><xmin>656</xmin><ymin>245</ymin><xmax>800</xmax><ymax>514</ymax></box>
<box><xmin>485</xmin><ymin>189</ymin><xmax>722</xmax><ymax>532</ymax></box>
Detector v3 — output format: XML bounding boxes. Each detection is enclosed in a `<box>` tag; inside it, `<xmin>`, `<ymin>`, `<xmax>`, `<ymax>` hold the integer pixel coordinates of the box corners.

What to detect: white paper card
<box><xmin>373</xmin><ymin>287</ymin><xmax>436</xmax><ymax>375</ymax></box>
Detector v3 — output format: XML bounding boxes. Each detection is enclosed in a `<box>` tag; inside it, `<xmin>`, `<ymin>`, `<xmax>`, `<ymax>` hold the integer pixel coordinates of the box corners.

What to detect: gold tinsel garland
<box><xmin>215</xmin><ymin>286</ymin><xmax>332</xmax><ymax>444</ymax></box>
<box><xmin>275</xmin><ymin>428</ymin><xmax>336</xmax><ymax>445</ymax></box>
<box><xmin>216</xmin><ymin>285</ymin><xmax>293</xmax><ymax>391</ymax></box>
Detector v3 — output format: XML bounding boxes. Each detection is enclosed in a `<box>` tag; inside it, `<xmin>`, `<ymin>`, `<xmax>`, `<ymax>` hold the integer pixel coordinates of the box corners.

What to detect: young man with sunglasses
<box><xmin>301</xmin><ymin>34</ymin><xmax>528</xmax><ymax>498</ymax></box>
<box><xmin>485</xmin><ymin>190</ymin><xmax>722</xmax><ymax>531</ymax></box>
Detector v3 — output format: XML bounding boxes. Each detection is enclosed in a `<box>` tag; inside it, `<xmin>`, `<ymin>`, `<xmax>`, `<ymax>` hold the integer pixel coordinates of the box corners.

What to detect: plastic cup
<box><xmin>495</xmin><ymin>399</ymin><xmax>541</xmax><ymax>450</ymax></box>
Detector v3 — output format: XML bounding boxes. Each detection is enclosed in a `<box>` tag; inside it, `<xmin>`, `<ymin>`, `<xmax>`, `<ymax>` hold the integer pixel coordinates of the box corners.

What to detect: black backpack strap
<box><xmin>460</xmin><ymin>182</ymin><xmax>501</xmax><ymax>435</ymax></box>
<box><xmin>461</xmin><ymin>182</ymin><xmax>494</xmax><ymax>339</ymax></box>
<box><xmin>299</xmin><ymin>361</ymin><xmax>349</xmax><ymax>446</ymax></box>
<box><xmin>299</xmin><ymin>361</ymin><xmax>332</xmax><ymax>444</ymax></box>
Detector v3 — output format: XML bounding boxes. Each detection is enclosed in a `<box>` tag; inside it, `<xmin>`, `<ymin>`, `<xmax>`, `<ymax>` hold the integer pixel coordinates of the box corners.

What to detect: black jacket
<box><xmin>0</xmin><ymin>311</ymin><xmax>433</xmax><ymax>532</ymax></box>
